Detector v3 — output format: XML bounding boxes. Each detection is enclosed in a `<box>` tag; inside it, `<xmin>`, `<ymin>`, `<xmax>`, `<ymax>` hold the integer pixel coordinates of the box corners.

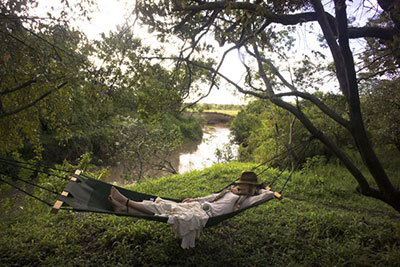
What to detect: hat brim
<box><xmin>236</xmin><ymin>178</ymin><xmax>262</xmax><ymax>185</ymax></box>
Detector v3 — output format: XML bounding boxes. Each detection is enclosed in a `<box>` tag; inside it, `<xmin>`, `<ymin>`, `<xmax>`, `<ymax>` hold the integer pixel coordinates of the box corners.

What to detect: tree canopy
<box><xmin>0</xmin><ymin>0</ymin><xmax>207</xmax><ymax>178</ymax></box>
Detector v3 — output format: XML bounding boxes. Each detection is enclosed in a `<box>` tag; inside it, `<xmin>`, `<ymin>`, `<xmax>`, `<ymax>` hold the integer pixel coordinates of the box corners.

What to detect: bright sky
<box><xmin>34</xmin><ymin>0</ymin><xmax>380</xmax><ymax>105</ymax></box>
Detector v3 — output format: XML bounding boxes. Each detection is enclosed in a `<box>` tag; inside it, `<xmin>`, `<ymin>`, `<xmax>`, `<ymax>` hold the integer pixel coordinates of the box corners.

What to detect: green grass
<box><xmin>203</xmin><ymin>109</ymin><xmax>239</xmax><ymax>116</ymax></box>
<box><xmin>1</xmin><ymin>162</ymin><xmax>399</xmax><ymax>266</ymax></box>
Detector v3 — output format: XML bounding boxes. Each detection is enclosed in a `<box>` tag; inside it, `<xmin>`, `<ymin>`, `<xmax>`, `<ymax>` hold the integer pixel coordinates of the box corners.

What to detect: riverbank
<box><xmin>1</xmin><ymin>161</ymin><xmax>399</xmax><ymax>266</ymax></box>
<box><xmin>199</xmin><ymin>112</ymin><xmax>234</xmax><ymax>126</ymax></box>
<box><xmin>105</xmin><ymin>112</ymin><xmax>235</xmax><ymax>184</ymax></box>
<box><xmin>184</xmin><ymin>111</ymin><xmax>235</xmax><ymax>127</ymax></box>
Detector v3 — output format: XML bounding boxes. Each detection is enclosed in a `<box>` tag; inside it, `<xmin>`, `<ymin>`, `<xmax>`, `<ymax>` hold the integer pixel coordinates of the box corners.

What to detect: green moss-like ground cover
<box><xmin>1</xmin><ymin>162</ymin><xmax>399</xmax><ymax>266</ymax></box>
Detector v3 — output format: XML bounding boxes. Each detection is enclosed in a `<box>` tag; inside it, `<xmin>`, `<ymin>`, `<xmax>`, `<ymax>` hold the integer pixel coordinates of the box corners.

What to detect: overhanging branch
<box><xmin>348</xmin><ymin>26</ymin><xmax>397</xmax><ymax>40</ymax></box>
<box><xmin>175</xmin><ymin>1</ymin><xmax>396</xmax><ymax>40</ymax></box>
<box><xmin>244</xmin><ymin>45</ymin><xmax>349</xmax><ymax>128</ymax></box>
<box><xmin>274</xmin><ymin>91</ymin><xmax>350</xmax><ymax>128</ymax></box>
<box><xmin>1</xmin><ymin>82</ymin><xmax>68</xmax><ymax>118</ymax></box>
<box><xmin>1</xmin><ymin>79</ymin><xmax>37</xmax><ymax>95</ymax></box>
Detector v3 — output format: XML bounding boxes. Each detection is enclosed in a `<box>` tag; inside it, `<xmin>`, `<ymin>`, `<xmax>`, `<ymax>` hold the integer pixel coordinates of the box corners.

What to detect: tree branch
<box><xmin>1</xmin><ymin>82</ymin><xmax>68</xmax><ymax>118</ymax></box>
<box><xmin>358</xmin><ymin>67</ymin><xmax>397</xmax><ymax>81</ymax></box>
<box><xmin>378</xmin><ymin>0</ymin><xmax>400</xmax><ymax>32</ymax></box>
<box><xmin>274</xmin><ymin>91</ymin><xmax>350</xmax><ymax>128</ymax></box>
<box><xmin>1</xmin><ymin>79</ymin><xmax>37</xmax><ymax>95</ymax></box>
<box><xmin>245</xmin><ymin>49</ymin><xmax>296</xmax><ymax>91</ymax></box>
<box><xmin>174</xmin><ymin>10</ymin><xmax>198</xmax><ymax>33</ymax></box>
<box><xmin>175</xmin><ymin>2</ymin><xmax>326</xmax><ymax>25</ymax></box>
<box><xmin>348</xmin><ymin>26</ymin><xmax>397</xmax><ymax>40</ymax></box>
<box><xmin>175</xmin><ymin>1</ymin><xmax>396</xmax><ymax>40</ymax></box>
<box><xmin>335</xmin><ymin>0</ymin><xmax>358</xmax><ymax>103</ymax></box>
<box><xmin>251</xmin><ymin>42</ymin><xmax>275</xmax><ymax>96</ymax></box>
<box><xmin>0</xmin><ymin>29</ymin><xmax>37</xmax><ymax>51</ymax></box>
<box><xmin>311</xmin><ymin>0</ymin><xmax>350</xmax><ymax>100</ymax></box>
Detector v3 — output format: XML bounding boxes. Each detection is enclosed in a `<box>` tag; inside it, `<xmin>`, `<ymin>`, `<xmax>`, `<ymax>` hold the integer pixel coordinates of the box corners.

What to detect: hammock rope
<box><xmin>251</xmin><ymin>138</ymin><xmax>309</xmax><ymax>172</ymax></box>
<box><xmin>251</xmin><ymin>135</ymin><xmax>314</xmax><ymax>194</ymax></box>
<box><xmin>279</xmin><ymin>137</ymin><xmax>313</xmax><ymax>194</ymax></box>
<box><xmin>0</xmin><ymin>157</ymin><xmax>71</xmax><ymax>181</ymax></box>
<box><xmin>0</xmin><ymin>171</ymin><xmax>60</xmax><ymax>195</ymax></box>
<box><xmin>0</xmin><ymin>175</ymin><xmax>55</xmax><ymax>207</ymax></box>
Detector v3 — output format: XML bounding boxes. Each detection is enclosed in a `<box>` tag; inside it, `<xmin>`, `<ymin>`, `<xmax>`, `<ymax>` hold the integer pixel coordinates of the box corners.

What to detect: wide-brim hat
<box><xmin>236</xmin><ymin>171</ymin><xmax>262</xmax><ymax>185</ymax></box>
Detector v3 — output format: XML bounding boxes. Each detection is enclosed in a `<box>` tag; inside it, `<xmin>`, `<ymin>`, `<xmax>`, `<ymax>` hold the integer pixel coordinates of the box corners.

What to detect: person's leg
<box><xmin>108</xmin><ymin>186</ymin><xmax>154</xmax><ymax>215</ymax></box>
<box><xmin>108</xmin><ymin>193</ymin><xmax>133</xmax><ymax>214</ymax></box>
<box><xmin>127</xmin><ymin>199</ymin><xmax>154</xmax><ymax>215</ymax></box>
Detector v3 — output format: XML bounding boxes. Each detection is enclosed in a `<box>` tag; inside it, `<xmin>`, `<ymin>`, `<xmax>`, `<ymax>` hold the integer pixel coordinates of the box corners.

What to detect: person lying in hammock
<box><xmin>108</xmin><ymin>171</ymin><xmax>276</xmax><ymax>249</ymax></box>
<box><xmin>108</xmin><ymin>170</ymin><xmax>275</xmax><ymax>217</ymax></box>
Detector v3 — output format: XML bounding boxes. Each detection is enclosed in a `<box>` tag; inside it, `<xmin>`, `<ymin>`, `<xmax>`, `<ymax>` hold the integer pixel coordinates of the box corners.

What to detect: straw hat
<box><xmin>236</xmin><ymin>171</ymin><xmax>262</xmax><ymax>185</ymax></box>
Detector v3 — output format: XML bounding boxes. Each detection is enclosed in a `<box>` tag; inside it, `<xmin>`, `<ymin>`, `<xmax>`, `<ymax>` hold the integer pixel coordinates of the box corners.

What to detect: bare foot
<box><xmin>110</xmin><ymin>186</ymin><xmax>128</xmax><ymax>204</ymax></box>
<box><xmin>108</xmin><ymin>186</ymin><xmax>153</xmax><ymax>215</ymax></box>
<box><xmin>108</xmin><ymin>194</ymin><xmax>128</xmax><ymax>213</ymax></box>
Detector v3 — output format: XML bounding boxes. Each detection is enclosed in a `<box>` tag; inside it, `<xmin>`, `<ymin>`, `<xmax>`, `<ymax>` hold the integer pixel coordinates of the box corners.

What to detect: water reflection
<box><xmin>178</xmin><ymin>126</ymin><xmax>236</xmax><ymax>173</ymax></box>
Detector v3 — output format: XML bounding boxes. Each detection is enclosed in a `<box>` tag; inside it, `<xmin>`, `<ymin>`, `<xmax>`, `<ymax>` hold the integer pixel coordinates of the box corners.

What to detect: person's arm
<box><xmin>244</xmin><ymin>189</ymin><xmax>275</xmax><ymax>206</ymax></box>
<box><xmin>182</xmin><ymin>192</ymin><xmax>218</xmax><ymax>203</ymax></box>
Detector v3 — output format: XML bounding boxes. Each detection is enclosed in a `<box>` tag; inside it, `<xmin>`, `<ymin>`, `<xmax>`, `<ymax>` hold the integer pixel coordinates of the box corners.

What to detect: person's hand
<box><xmin>231</xmin><ymin>185</ymin><xmax>239</xmax><ymax>195</ymax></box>
<box><xmin>182</xmin><ymin>198</ymin><xmax>195</xmax><ymax>203</ymax></box>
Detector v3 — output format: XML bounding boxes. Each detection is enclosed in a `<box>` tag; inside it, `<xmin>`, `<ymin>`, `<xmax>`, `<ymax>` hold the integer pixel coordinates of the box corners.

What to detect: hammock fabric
<box><xmin>51</xmin><ymin>171</ymin><xmax>278</xmax><ymax>228</ymax></box>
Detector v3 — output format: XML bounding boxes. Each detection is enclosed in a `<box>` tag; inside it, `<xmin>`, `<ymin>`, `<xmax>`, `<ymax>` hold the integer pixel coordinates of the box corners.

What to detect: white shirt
<box><xmin>140</xmin><ymin>189</ymin><xmax>275</xmax><ymax>248</ymax></box>
<box><xmin>195</xmin><ymin>189</ymin><xmax>275</xmax><ymax>217</ymax></box>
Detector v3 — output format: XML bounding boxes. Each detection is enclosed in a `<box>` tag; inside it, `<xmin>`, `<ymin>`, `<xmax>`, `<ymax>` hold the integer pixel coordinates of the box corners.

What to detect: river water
<box><xmin>178</xmin><ymin>126</ymin><xmax>235</xmax><ymax>173</ymax></box>
<box><xmin>106</xmin><ymin>125</ymin><xmax>237</xmax><ymax>184</ymax></box>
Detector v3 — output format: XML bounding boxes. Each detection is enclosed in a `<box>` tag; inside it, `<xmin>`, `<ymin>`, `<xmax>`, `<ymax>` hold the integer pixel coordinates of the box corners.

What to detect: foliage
<box><xmin>192</xmin><ymin>103</ymin><xmax>243</xmax><ymax>113</ymax></box>
<box><xmin>214</xmin><ymin>143</ymin><xmax>238</xmax><ymax>164</ymax></box>
<box><xmin>356</xmin><ymin>10</ymin><xmax>400</xmax><ymax>151</ymax></box>
<box><xmin>113</xmin><ymin>113</ymin><xmax>204</xmax><ymax>178</ymax></box>
<box><xmin>0</xmin><ymin>0</ymin><xmax>93</xmax><ymax>156</ymax></box>
<box><xmin>0</xmin><ymin>161</ymin><xmax>399</xmax><ymax>266</ymax></box>
<box><xmin>360</xmin><ymin>79</ymin><xmax>400</xmax><ymax>151</ymax></box>
<box><xmin>358</xmin><ymin>12</ymin><xmax>400</xmax><ymax>79</ymax></box>
<box><xmin>230</xmin><ymin>100</ymin><xmax>265</xmax><ymax>146</ymax></box>
<box><xmin>0</xmin><ymin>1</ymin><xmax>207</xmax><ymax>179</ymax></box>
<box><xmin>91</xmin><ymin>29</ymin><xmax>192</xmax><ymax>123</ymax></box>
<box><xmin>230</xmin><ymin>93</ymin><xmax>353</xmax><ymax>167</ymax></box>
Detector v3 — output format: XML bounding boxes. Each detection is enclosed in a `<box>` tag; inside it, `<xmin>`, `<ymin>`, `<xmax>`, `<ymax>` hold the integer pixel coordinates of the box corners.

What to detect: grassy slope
<box><xmin>0</xmin><ymin>161</ymin><xmax>399</xmax><ymax>266</ymax></box>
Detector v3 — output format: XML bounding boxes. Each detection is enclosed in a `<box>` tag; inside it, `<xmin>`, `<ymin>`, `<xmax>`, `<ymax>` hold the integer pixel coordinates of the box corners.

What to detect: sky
<box><xmin>34</xmin><ymin>0</ymin><xmax>380</xmax><ymax>105</ymax></box>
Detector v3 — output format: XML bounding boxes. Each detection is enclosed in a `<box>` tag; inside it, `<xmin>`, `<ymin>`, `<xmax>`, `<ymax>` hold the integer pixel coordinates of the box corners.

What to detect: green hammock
<box><xmin>51</xmin><ymin>171</ymin><xmax>279</xmax><ymax>228</ymax></box>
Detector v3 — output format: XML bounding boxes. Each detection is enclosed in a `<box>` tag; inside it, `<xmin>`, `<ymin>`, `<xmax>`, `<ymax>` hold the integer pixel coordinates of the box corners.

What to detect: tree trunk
<box><xmin>271</xmin><ymin>95</ymin><xmax>400</xmax><ymax>211</ymax></box>
<box><xmin>270</xmin><ymin>97</ymin><xmax>373</xmax><ymax>192</ymax></box>
<box><xmin>349</xmin><ymin>106</ymin><xmax>400</xmax><ymax>211</ymax></box>
<box><xmin>335</xmin><ymin>0</ymin><xmax>400</xmax><ymax>211</ymax></box>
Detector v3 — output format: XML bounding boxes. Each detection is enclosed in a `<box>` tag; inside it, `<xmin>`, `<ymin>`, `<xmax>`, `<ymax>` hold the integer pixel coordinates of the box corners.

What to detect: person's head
<box><xmin>233</xmin><ymin>171</ymin><xmax>262</xmax><ymax>196</ymax></box>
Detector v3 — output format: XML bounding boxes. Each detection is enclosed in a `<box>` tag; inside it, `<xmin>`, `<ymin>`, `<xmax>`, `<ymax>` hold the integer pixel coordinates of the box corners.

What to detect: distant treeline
<box><xmin>191</xmin><ymin>103</ymin><xmax>244</xmax><ymax>112</ymax></box>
